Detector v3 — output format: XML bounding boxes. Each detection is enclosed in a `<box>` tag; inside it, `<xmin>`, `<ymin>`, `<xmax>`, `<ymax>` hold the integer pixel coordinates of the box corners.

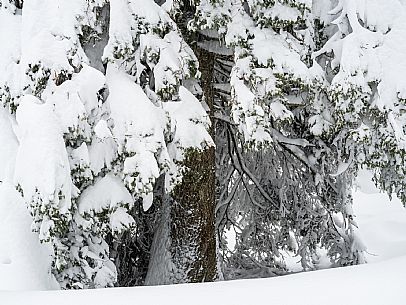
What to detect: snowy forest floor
<box><xmin>1</xmin><ymin>172</ymin><xmax>406</xmax><ymax>304</ymax></box>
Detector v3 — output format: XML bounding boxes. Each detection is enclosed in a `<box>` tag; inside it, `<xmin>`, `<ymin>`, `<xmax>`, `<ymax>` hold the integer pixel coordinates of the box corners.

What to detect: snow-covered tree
<box><xmin>192</xmin><ymin>0</ymin><xmax>375</xmax><ymax>277</ymax></box>
<box><xmin>190</xmin><ymin>0</ymin><xmax>406</xmax><ymax>279</ymax></box>
<box><xmin>0</xmin><ymin>0</ymin><xmax>212</xmax><ymax>288</ymax></box>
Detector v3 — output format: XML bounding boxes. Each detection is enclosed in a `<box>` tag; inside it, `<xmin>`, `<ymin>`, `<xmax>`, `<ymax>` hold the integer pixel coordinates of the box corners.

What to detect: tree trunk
<box><xmin>145</xmin><ymin>46</ymin><xmax>217</xmax><ymax>285</ymax></box>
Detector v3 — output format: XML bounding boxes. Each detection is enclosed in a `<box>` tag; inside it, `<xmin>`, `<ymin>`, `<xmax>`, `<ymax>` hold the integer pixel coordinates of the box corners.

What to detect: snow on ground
<box><xmin>1</xmin><ymin>255</ymin><xmax>406</xmax><ymax>305</ymax></box>
<box><xmin>1</xmin><ymin>170</ymin><xmax>406</xmax><ymax>304</ymax></box>
<box><xmin>352</xmin><ymin>170</ymin><xmax>406</xmax><ymax>264</ymax></box>
<box><xmin>354</xmin><ymin>188</ymin><xmax>406</xmax><ymax>263</ymax></box>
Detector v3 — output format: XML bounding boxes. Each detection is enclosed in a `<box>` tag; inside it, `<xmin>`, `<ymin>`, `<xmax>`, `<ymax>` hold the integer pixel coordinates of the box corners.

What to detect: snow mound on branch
<box><xmin>14</xmin><ymin>95</ymin><xmax>72</xmax><ymax>216</ymax></box>
<box><xmin>89</xmin><ymin>120</ymin><xmax>118</xmax><ymax>176</ymax></box>
<box><xmin>140</xmin><ymin>31</ymin><xmax>195</xmax><ymax>94</ymax></box>
<box><xmin>128</xmin><ymin>0</ymin><xmax>173</xmax><ymax>25</ymax></box>
<box><xmin>103</xmin><ymin>0</ymin><xmax>174</xmax><ymax>62</ymax></box>
<box><xmin>78</xmin><ymin>174</ymin><xmax>133</xmax><ymax>215</ymax></box>
<box><xmin>20</xmin><ymin>0</ymin><xmax>89</xmax><ymax>75</ymax></box>
<box><xmin>45</xmin><ymin>64</ymin><xmax>105</xmax><ymax>136</ymax></box>
<box><xmin>106</xmin><ymin>64</ymin><xmax>167</xmax><ymax>152</ymax></box>
<box><xmin>165</xmin><ymin>86</ymin><xmax>214</xmax><ymax>157</ymax></box>
<box><xmin>102</xmin><ymin>0</ymin><xmax>133</xmax><ymax>59</ymax></box>
<box><xmin>106</xmin><ymin>64</ymin><xmax>168</xmax><ymax>205</ymax></box>
<box><xmin>250</xmin><ymin>28</ymin><xmax>310</xmax><ymax>81</ymax></box>
<box><xmin>78</xmin><ymin>174</ymin><xmax>135</xmax><ymax>233</ymax></box>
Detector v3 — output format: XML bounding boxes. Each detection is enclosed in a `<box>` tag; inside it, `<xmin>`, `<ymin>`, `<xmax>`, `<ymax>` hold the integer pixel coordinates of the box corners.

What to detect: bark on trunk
<box><xmin>171</xmin><ymin>46</ymin><xmax>216</xmax><ymax>282</ymax></box>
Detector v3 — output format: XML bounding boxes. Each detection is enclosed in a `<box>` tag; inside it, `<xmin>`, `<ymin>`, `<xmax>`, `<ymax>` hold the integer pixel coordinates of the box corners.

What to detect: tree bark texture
<box><xmin>169</xmin><ymin>46</ymin><xmax>217</xmax><ymax>283</ymax></box>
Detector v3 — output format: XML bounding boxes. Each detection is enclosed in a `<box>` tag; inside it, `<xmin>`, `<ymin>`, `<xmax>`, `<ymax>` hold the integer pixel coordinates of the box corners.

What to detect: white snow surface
<box><xmin>1</xmin><ymin>171</ymin><xmax>406</xmax><ymax>303</ymax></box>
<box><xmin>1</xmin><ymin>253</ymin><xmax>405</xmax><ymax>305</ymax></box>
